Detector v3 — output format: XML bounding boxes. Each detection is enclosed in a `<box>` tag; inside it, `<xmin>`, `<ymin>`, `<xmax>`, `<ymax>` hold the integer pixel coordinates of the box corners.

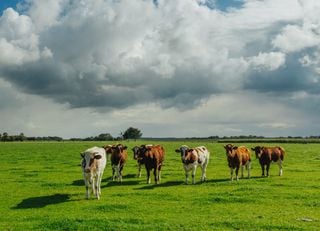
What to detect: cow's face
<box><xmin>224</xmin><ymin>144</ymin><xmax>237</xmax><ymax>156</ymax></box>
<box><xmin>81</xmin><ymin>152</ymin><xmax>102</xmax><ymax>173</ymax></box>
<box><xmin>175</xmin><ymin>146</ymin><xmax>190</xmax><ymax>164</ymax></box>
<box><xmin>111</xmin><ymin>144</ymin><xmax>128</xmax><ymax>156</ymax></box>
<box><xmin>103</xmin><ymin>145</ymin><xmax>113</xmax><ymax>154</ymax></box>
<box><xmin>136</xmin><ymin>145</ymin><xmax>149</xmax><ymax>159</ymax></box>
<box><xmin>251</xmin><ymin>146</ymin><xmax>263</xmax><ymax>158</ymax></box>
<box><xmin>132</xmin><ymin>146</ymin><xmax>140</xmax><ymax>160</ymax></box>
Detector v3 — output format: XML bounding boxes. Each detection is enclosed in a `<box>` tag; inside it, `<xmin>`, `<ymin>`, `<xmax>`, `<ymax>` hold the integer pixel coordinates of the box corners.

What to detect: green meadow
<box><xmin>0</xmin><ymin>141</ymin><xmax>319</xmax><ymax>230</ymax></box>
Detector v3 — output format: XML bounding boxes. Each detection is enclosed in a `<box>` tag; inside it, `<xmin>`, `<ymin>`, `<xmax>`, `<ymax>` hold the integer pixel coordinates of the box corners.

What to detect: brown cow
<box><xmin>251</xmin><ymin>146</ymin><xmax>285</xmax><ymax>177</ymax></box>
<box><xmin>138</xmin><ymin>144</ymin><xmax>165</xmax><ymax>184</ymax></box>
<box><xmin>104</xmin><ymin>144</ymin><xmax>128</xmax><ymax>182</ymax></box>
<box><xmin>132</xmin><ymin>144</ymin><xmax>153</xmax><ymax>178</ymax></box>
<box><xmin>224</xmin><ymin>144</ymin><xmax>251</xmax><ymax>181</ymax></box>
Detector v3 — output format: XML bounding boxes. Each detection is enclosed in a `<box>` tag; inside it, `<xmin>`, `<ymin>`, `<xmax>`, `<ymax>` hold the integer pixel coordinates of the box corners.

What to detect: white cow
<box><xmin>175</xmin><ymin>145</ymin><xmax>210</xmax><ymax>184</ymax></box>
<box><xmin>81</xmin><ymin>146</ymin><xmax>106</xmax><ymax>199</ymax></box>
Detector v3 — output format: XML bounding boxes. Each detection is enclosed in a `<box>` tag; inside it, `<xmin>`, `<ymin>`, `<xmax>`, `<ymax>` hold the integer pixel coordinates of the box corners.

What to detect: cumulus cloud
<box><xmin>1</xmin><ymin>0</ymin><xmax>320</xmax><ymax>137</ymax></box>
<box><xmin>0</xmin><ymin>0</ymin><xmax>308</xmax><ymax>110</ymax></box>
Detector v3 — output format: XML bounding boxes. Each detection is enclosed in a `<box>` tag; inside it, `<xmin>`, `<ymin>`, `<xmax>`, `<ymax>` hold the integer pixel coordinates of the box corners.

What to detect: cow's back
<box><xmin>145</xmin><ymin>145</ymin><xmax>165</xmax><ymax>167</ymax></box>
<box><xmin>236</xmin><ymin>146</ymin><xmax>251</xmax><ymax>164</ymax></box>
<box><xmin>194</xmin><ymin>146</ymin><xmax>210</xmax><ymax>163</ymax></box>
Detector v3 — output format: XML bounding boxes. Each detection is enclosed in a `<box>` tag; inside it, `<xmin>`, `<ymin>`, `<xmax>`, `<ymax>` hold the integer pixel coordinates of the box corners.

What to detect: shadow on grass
<box><xmin>137</xmin><ymin>180</ymin><xmax>183</xmax><ymax>190</ymax></box>
<box><xmin>102</xmin><ymin>180</ymin><xmax>140</xmax><ymax>188</ymax></box>
<box><xmin>71</xmin><ymin>179</ymin><xmax>84</xmax><ymax>186</ymax></box>
<box><xmin>12</xmin><ymin>194</ymin><xmax>71</xmax><ymax>209</ymax></box>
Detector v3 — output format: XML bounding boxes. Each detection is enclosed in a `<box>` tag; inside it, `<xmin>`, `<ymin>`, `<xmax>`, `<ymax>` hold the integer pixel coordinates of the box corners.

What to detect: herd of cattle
<box><xmin>80</xmin><ymin>144</ymin><xmax>285</xmax><ymax>199</ymax></box>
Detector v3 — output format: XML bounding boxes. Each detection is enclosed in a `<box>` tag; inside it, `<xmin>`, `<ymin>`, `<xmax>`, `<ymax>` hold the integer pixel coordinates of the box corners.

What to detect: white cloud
<box><xmin>247</xmin><ymin>52</ymin><xmax>286</xmax><ymax>71</ymax></box>
<box><xmin>1</xmin><ymin>0</ymin><xmax>320</xmax><ymax>137</ymax></box>
<box><xmin>272</xmin><ymin>25</ymin><xmax>320</xmax><ymax>53</ymax></box>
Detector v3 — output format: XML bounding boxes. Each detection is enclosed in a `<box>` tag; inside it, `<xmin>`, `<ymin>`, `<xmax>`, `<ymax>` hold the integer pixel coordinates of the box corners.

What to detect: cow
<box><xmin>138</xmin><ymin>144</ymin><xmax>165</xmax><ymax>184</ymax></box>
<box><xmin>223</xmin><ymin>144</ymin><xmax>251</xmax><ymax>181</ymax></box>
<box><xmin>80</xmin><ymin>146</ymin><xmax>106</xmax><ymax>199</ymax></box>
<box><xmin>251</xmin><ymin>146</ymin><xmax>285</xmax><ymax>177</ymax></box>
<box><xmin>102</xmin><ymin>144</ymin><xmax>113</xmax><ymax>161</ymax></box>
<box><xmin>132</xmin><ymin>144</ymin><xmax>153</xmax><ymax>178</ymax></box>
<box><xmin>175</xmin><ymin>145</ymin><xmax>210</xmax><ymax>184</ymax></box>
<box><xmin>104</xmin><ymin>144</ymin><xmax>128</xmax><ymax>182</ymax></box>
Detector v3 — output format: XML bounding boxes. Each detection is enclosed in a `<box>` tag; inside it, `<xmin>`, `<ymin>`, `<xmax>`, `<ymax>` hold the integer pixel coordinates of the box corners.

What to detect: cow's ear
<box><xmin>232</xmin><ymin>146</ymin><xmax>238</xmax><ymax>150</ymax></box>
<box><xmin>94</xmin><ymin>155</ymin><xmax>102</xmax><ymax>159</ymax></box>
<box><xmin>251</xmin><ymin>148</ymin><xmax>255</xmax><ymax>151</ymax></box>
<box><xmin>80</xmin><ymin>152</ymin><xmax>85</xmax><ymax>158</ymax></box>
<box><xmin>175</xmin><ymin>149</ymin><xmax>180</xmax><ymax>153</ymax></box>
<box><xmin>189</xmin><ymin>148</ymin><xmax>194</xmax><ymax>152</ymax></box>
<box><xmin>123</xmin><ymin>146</ymin><xmax>128</xmax><ymax>150</ymax></box>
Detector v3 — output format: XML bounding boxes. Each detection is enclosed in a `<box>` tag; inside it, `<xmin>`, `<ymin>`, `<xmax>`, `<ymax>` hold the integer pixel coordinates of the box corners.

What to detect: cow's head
<box><xmin>175</xmin><ymin>145</ymin><xmax>193</xmax><ymax>164</ymax></box>
<box><xmin>103</xmin><ymin>145</ymin><xmax>113</xmax><ymax>154</ymax></box>
<box><xmin>223</xmin><ymin>144</ymin><xmax>237</xmax><ymax>156</ymax></box>
<box><xmin>132</xmin><ymin>146</ymin><xmax>140</xmax><ymax>160</ymax></box>
<box><xmin>111</xmin><ymin>144</ymin><xmax>128</xmax><ymax>155</ymax></box>
<box><xmin>251</xmin><ymin>146</ymin><xmax>263</xmax><ymax>158</ymax></box>
<box><xmin>81</xmin><ymin>152</ymin><xmax>102</xmax><ymax>173</ymax></box>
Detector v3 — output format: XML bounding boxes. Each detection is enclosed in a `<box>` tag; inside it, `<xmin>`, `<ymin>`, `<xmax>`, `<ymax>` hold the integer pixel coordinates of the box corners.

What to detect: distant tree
<box><xmin>96</xmin><ymin>133</ymin><xmax>113</xmax><ymax>141</ymax></box>
<box><xmin>18</xmin><ymin>133</ymin><xmax>26</xmax><ymax>142</ymax></box>
<box><xmin>122</xmin><ymin>127</ymin><xmax>142</xmax><ymax>140</ymax></box>
<box><xmin>2</xmin><ymin>132</ymin><xmax>8</xmax><ymax>142</ymax></box>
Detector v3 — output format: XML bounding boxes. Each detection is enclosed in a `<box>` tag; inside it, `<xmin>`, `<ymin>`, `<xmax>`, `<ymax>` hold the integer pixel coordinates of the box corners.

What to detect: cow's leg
<box><xmin>97</xmin><ymin>171</ymin><xmax>103</xmax><ymax>196</ymax></box>
<box><xmin>247</xmin><ymin>161</ymin><xmax>251</xmax><ymax>178</ymax></box>
<box><xmin>241</xmin><ymin>165</ymin><xmax>244</xmax><ymax>178</ymax></box>
<box><xmin>192</xmin><ymin>165</ymin><xmax>197</xmax><ymax>184</ymax></box>
<box><xmin>84</xmin><ymin>179</ymin><xmax>90</xmax><ymax>199</ymax></box>
<box><xmin>261</xmin><ymin>164</ymin><xmax>265</xmax><ymax>176</ymax></box>
<box><xmin>154</xmin><ymin>167</ymin><xmax>159</xmax><ymax>184</ymax></box>
<box><xmin>201</xmin><ymin>163</ymin><xmax>208</xmax><ymax>182</ymax></box>
<box><xmin>146</xmin><ymin>168</ymin><xmax>151</xmax><ymax>184</ymax></box>
<box><xmin>91</xmin><ymin>178</ymin><xmax>96</xmax><ymax>198</ymax></box>
<box><xmin>112</xmin><ymin>166</ymin><xmax>116</xmax><ymax>181</ymax></box>
<box><xmin>138</xmin><ymin>163</ymin><xmax>142</xmax><ymax>178</ymax></box>
<box><xmin>266</xmin><ymin>163</ymin><xmax>270</xmax><ymax>177</ymax></box>
<box><xmin>184</xmin><ymin>167</ymin><xmax>189</xmax><ymax>184</ymax></box>
<box><xmin>235</xmin><ymin>166</ymin><xmax>240</xmax><ymax>181</ymax></box>
<box><xmin>278</xmin><ymin>160</ymin><xmax>283</xmax><ymax>176</ymax></box>
<box><xmin>94</xmin><ymin>177</ymin><xmax>100</xmax><ymax>200</ymax></box>
<box><xmin>119</xmin><ymin>165</ymin><xmax>123</xmax><ymax>183</ymax></box>
<box><xmin>230</xmin><ymin>168</ymin><xmax>234</xmax><ymax>181</ymax></box>
<box><xmin>158</xmin><ymin>165</ymin><xmax>162</xmax><ymax>183</ymax></box>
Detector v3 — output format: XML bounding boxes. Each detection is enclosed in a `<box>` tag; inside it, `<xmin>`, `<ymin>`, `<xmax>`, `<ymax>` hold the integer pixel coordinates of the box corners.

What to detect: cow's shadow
<box><xmin>71</xmin><ymin>179</ymin><xmax>84</xmax><ymax>186</ymax></box>
<box><xmin>137</xmin><ymin>180</ymin><xmax>183</xmax><ymax>190</ymax></box>
<box><xmin>12</xmin><ymin>194</ymin><xmax>71</xmax><ymax>209</ymax></box>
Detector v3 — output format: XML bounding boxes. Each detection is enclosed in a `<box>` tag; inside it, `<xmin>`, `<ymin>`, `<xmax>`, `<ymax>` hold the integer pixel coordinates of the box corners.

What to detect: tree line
<box><xmin>1</xmin><ymin>129</ymin><xmax>319</xmax><ymax>142</ymax></box>
<box><xmin>0</xmin><ymin>127</ymin><xmax>143</xmax><ymax>142</ymax></box>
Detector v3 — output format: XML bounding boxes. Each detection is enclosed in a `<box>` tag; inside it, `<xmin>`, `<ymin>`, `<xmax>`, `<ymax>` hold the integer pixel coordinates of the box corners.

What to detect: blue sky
<box><xmin>1</xmin><ymin>0</ymin><xmax>320</xmax><ymax>138</ymax></box>
<box><xmin>0</xmin><ymin>0</ymin><xmax>20</xmax><ymax>12</ymax></box>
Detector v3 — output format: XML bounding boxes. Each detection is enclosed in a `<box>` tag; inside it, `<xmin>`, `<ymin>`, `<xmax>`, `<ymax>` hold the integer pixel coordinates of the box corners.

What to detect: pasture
<box><xmin>0</xmin><ymin>141</ymin><xmax>319</xmax><ymax>230</ymax></box>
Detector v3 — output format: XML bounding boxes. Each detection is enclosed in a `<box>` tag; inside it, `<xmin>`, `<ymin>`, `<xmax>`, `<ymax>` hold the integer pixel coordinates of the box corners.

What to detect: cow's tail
<box><xmin>278</xmin><ymin>147</ymin><xmax>285</xmax><ymax>160</ymax></box>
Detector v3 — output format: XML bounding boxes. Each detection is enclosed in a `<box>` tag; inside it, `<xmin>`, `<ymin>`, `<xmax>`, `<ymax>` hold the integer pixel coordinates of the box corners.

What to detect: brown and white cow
<box><xmin>251</xmin><ymin>146</ymin><xmax>285</xmax><ymax>177</ymax></box>
<box><xmin>80</xmin><ymin>146</ymin><xmax>106</xmax><ymax>199</ymax></box>
<box><xmin>224</xmin><ymin>144</ymin><xmax>251</xmax><ymax>181</ymax></box>
<box><xmin>132</xmin><ymin>144</ymin><xmax>153</xmax><ymax>178</ymax></box>
<box><xmin>175</xmin><ymin>145</ymin><xmax>210</xmax><ymax>184</ymax></box>
<box><xmin>104</xmin><ymin>144</ymin><xmax>128</xmax><ymax>182</ymax></box>
<box><xmin>138</xmin><ymin>144</ymin><xmax>165</xmax><ymax>184</ymax></box>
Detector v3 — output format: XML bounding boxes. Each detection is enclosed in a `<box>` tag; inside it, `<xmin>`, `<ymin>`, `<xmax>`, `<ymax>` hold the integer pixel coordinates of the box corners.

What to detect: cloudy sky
<box><xmin>1</xmin><ymin>0</ymin><xmax>320</xmax><ymax>138</ymax></box>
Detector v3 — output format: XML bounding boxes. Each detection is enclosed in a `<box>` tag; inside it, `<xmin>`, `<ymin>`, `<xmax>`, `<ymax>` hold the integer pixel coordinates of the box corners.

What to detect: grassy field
<box><xmin>0</xmin><ymin>141</ymin><xmax>319</xmax><ymax>230</ymax></box>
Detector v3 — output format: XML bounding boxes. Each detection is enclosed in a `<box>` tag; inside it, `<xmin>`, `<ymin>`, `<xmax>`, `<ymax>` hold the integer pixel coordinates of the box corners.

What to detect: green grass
<box><xmin>0</xmin><ymin>141</ymin><xmax>319</xmax><ymax>230</ymax></box>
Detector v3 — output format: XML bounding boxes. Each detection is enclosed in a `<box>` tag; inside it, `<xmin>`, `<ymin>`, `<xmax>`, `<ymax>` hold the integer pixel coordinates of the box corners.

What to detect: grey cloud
<box><xmin>244</xmin><ymin>53</ymin><xmax>320</xmax><ymax>94</ymax></box>
<box><xmin>0</xmin><ymin>0</ymin><xmax>319</xmax><ymax>112</ymax></box>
